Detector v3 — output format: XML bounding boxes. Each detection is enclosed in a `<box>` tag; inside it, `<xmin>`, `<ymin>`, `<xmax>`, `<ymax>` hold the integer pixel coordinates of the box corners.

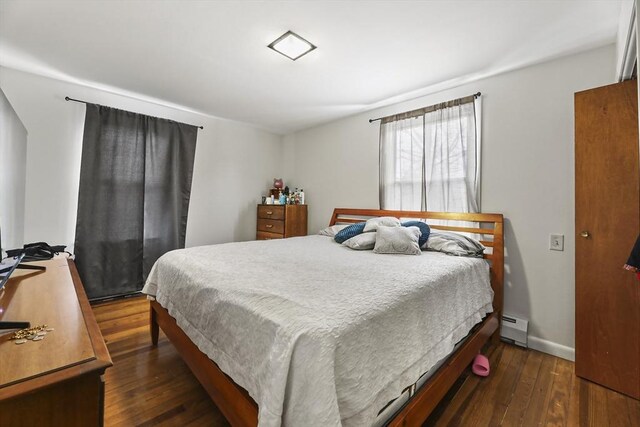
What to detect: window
<box><xmin>379</xmin><ymin>97</ymin><xmax>481</xmax><ymax>214</ymax></box>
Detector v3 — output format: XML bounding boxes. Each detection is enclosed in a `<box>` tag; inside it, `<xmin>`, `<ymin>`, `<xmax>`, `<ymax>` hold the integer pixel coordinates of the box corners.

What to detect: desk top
<box><xmin>0</xmin><ymin>258</ymin><xmax>112</xmax><ymax>399</ymax></box>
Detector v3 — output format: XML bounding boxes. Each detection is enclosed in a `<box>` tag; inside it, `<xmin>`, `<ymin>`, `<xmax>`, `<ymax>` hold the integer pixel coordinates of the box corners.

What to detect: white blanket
<box><xmin>142</xmin><ymin>235</ymin><xmax>493</xmax><ymax>427</ymax></box>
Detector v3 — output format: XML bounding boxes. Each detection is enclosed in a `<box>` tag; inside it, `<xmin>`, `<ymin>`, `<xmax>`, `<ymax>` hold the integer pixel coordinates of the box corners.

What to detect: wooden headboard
<box><xmin>329</xmin><ymin>208</ymin><xmax>504</xmax><ymax>319</ymax></box>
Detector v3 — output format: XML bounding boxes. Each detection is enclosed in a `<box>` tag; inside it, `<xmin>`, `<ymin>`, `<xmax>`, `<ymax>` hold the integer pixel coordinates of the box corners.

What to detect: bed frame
<box><xmin>149</xmin><ymin>208</ymin><xmax>504</xmax><ymax>426</ymax></box>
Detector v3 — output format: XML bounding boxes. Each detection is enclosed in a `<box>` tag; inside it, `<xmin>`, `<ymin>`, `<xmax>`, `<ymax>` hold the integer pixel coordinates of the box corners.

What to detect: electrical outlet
<box><xmin>550</xmin><ymin>234</ymin><xmax>564</xmax><ymax>251</ymax></box>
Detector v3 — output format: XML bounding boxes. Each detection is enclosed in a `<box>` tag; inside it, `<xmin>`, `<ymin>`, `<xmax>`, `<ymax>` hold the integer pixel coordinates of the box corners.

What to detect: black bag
<box><xmin>6</xmin><ymin>242</ymin><xmax>67</xmax><ymax>262</ymax></box>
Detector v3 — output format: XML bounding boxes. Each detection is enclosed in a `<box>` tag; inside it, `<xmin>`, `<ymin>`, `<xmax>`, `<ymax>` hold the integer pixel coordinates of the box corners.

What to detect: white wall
<box><xmin>0</xmin><ymin>87</ymin><xmax>27</xmax><ymax>252</ymax></box>
<box><xmin>0</xmin><ymin>67</ymin><xmax>283</xmax><ymax>250</ymax></box>
<box><xmin>286</xmin><ymin>45</ymin><xmax>616</xmax><ymax>360</ymax></box>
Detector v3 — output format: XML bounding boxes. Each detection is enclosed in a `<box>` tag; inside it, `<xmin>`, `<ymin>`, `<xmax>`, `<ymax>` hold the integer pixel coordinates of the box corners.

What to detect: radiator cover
<box><xmin>500</xmin><ymin>314</ymin><xmax>528</xmax><ymax>348</ymax></box>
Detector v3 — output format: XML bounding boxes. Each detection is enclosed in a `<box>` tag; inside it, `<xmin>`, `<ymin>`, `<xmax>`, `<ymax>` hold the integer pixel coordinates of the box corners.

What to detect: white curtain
<box><xmin>379</xmin><ymin>115</ymin><xmax>425</xmax><ymax>210</ymax></box>
<box><xmin>379</xmin><ymin>97</ymin><xmax>481</xmax><ymax>214</ymax></box>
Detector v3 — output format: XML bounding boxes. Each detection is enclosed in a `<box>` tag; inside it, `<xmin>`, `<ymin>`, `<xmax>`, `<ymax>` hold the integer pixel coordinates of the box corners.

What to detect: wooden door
<box><xmin>575</xmin><ymin>79</ymin><xmax>640</xmax><ymax>399</ymax></box>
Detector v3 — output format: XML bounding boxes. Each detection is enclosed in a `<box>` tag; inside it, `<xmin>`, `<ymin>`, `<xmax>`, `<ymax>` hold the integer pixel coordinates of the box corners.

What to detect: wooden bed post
<box><xmin>150</xmin><ymin>303</ymin><xmax>159</xmax><ymax>346</ymax></box>
<box><xmin>490</xmin><ymin>219</ymin><xmax>504</xmax><ymax>344</ymax></box>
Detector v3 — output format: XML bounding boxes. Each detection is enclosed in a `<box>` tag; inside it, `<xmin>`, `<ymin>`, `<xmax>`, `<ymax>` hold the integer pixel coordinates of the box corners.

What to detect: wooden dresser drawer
<box><xmin>258</xmin><ymin>205</ymin><xmax>285</xmax><ymax>220</ymax></box>
<box><xmin>257</xmin><ymin>218</ymin><xmax>285</xmax><ymax>234</ymax></box>
<box><xmin>256</xmin><ymin>204</ymin><xmax>307</xmax><ymax>240</ymax></box>
<box><xmin>257</xmin><ymin>231</ymin><xmax>283</xmax><ymax>240</ymax></box>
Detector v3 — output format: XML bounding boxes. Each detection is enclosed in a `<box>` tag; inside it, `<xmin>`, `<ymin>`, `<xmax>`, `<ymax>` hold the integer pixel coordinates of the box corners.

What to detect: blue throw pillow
<box><xmin>401</xmin><ymin>221</ymin><xmax>430</xmax><ymax>247</ymax></box>
<box><xmin>334</xmin><ymin>222</ymin><xmax>367</xmax><ymax>243</ymax></box>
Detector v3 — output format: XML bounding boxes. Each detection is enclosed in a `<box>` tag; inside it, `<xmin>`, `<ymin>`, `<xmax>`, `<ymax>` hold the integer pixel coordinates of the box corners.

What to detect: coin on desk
<box><xmin>14</xmin><ymin>339</ymin><xmax>27</xmax><ymax>345</ymax></box>
<box><xmin>37</xmin><ymin>331</ymin><xmax>47</xmax><ymax>336</ymax></box>
<box><xmin>32</xmin><ymin>336</ymin><xmax>44</xmax><ymax>341</ymax></box>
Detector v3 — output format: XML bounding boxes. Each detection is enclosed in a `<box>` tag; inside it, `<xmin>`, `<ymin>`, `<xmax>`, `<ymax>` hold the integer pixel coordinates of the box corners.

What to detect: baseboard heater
<box><xmin>500</xmin><ymin>314</ymin><xmax>528</xmax><ymax>348</ymax></box>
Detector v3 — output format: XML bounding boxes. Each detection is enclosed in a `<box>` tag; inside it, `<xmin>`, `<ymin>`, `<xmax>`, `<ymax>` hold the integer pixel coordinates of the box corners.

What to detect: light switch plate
<box><xmin>550</xmin><ymin>234</ymin><xmax>564</xmax><ymax>251</ymax></box>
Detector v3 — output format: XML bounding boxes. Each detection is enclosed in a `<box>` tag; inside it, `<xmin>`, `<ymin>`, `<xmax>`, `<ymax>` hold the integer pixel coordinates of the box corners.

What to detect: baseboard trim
<box><xmin>527</xmin><ymin>336</ymin><xmax>575</xmax><ymax>361</ymax></box>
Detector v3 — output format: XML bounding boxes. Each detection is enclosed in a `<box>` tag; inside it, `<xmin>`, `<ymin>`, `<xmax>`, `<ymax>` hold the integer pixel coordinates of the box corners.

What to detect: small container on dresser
<box><xmin>257</xmin><ymin>204</ymin><xmax>307</xmax><ymax>240</ymax></box>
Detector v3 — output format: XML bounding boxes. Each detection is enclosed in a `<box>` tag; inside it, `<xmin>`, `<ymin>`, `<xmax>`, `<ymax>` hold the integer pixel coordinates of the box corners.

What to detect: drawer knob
<box><xmin>266</xmin><ymin>224</ymin><xmax>273</xmax><ymax>228</ymax></box>
<box><xmin>266</xmin><ymin>211</ymin><xmax>273</xmax><ymax>215</ymax></box>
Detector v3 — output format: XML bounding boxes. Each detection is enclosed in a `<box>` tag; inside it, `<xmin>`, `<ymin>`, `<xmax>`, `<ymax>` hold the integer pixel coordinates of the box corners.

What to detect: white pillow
<box><xmin>342</xmin><ymin>232</ymin><xmax>377</xmax><ymax>250</ymax></box>
<box><xmin>318</xmin><ymin>224</ymin><xmax>350</xmax><ymax>237</ymax></box>
<box><xmin>423</xmin><ymin>231</ymin><xmax>485</xmax><ymax>257</ymax></box>
<box><xmin>363</xmin><ymin>216</ymin><xmax>400</xmax><ymax>232</ymax></box>
<box><xmin>373</xmin><ymin>226</ymin><xmax>422</xmax><ymax>255</ymax></box>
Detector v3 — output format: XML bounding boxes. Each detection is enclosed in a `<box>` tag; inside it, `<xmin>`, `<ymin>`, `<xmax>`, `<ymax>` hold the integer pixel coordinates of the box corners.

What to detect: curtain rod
<box><xmin>368</xmin><ymin>92</ymin><xmax>481</xmax><ymax>123</ymax></box>
<box><xmin>64</xmin><ymin>96</ymin><xmax>204</xmax><ymax>129</ymax></box>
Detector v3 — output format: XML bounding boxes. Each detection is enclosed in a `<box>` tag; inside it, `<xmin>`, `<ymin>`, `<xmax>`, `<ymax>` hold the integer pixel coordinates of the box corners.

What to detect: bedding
<box><xmin>143</xmin><ymin>235</ymin><xmax>493</xmax><ymax>427</ymax></box>
<box><xmin>424</xmin><ymin>230</ymin><xmax>486</xmax><ymax>257</ymax></box>
<box><xmin>334</xmin><ymin>222</ymin><xmax>367</xmax><ymax>243</ymax></box>
<box><xmin>400</xmin><ymin>220</ymin><xmax>431</xmax><ymax>246</ymax></box>
<box><xmin>372</xmin><ymin>334</ymin><xmax>469</xmax><ymax>427</ymax></box>
<box><xmin>373</xmin><ymin>225</ymin><xmax>422</xmax><ymax>255</ymax></box>
<box><xmin>363</xmin><ymin>216</ymin><xmax>401</xmax><ymax>232</ymax></box>
<box><xmin>319</xmin><ymin>224</ymin><xmax>350</xmax><ymax>237</ymax></box>
<box><xmin>343</xmin><ymin>232</ymin><xmax>377</xmax><ymax>250</ymax></box>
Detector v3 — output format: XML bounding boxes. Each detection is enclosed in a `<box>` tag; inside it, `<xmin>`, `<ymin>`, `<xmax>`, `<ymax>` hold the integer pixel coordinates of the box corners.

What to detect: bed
<box><xmin>144</xmin><ymin>208</ymin><xmax>504</xmax><ymax>426</ymax></box>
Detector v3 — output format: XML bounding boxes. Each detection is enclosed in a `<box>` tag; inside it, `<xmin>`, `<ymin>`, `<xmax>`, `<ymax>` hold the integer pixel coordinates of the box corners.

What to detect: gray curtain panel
<box><xmin>74</xmin><ymin>104</ymin><xmax>198</xmax><ymax>300</ymax></box>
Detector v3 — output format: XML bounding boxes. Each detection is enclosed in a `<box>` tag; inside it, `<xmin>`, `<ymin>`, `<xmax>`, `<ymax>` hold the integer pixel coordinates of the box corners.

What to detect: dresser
<box><xmin>0</xmin><ymin>258</ymin><xmax>112</xmax><ymax>426</ymax></box>
<box><xmin>256</xmin><ymin>204</ymin><xmax>308</xmax><ymax>240</ymax></box>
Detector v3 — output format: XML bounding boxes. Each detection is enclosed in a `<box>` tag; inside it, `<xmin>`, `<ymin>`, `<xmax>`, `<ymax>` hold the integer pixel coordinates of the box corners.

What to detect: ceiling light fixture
<box><xmin>268</xmin><ymin>31</ymin><xmax>316</xmax><ymax>61</ymax></box>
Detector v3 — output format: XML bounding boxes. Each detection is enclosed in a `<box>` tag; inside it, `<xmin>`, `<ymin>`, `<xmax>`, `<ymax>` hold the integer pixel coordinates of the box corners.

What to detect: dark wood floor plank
<box><xmin>457</xmin><ymin>343</ymin><xmax>517</xmax><ymax>425</ymax></box>
<box><xmin>488</xmin><ymin>346</ymin><xmax>528</xmax><ymax>425</ymax></box>
<box><xmin>424</xmin><ymin>373</ymin><xmax>478</xmax><ymax>427</ymax></box>
<box><xmin>544</xmin><ymin>357</ymin><xmax>573</xmax><ymax>427</ymax></box>
<box><xmin>94</xmin><ymin>297</ymin><xmax>149</xmax><ymax>322</ymax></box>
<box><xmin>628</xmin><ymin>394</ymin><xmax>640</xmax><ymax>427</ymax></box>
<box><xmin>607</xmin><ymin>385</ymin><xmax>633</xmax><ymax>427</ymax></box>
<box><xmin>566</xmin><ymin>362</ymin><xmax>581</xmax><ymax>427</ymax></box>
<box><xmin>521</xmin><ymin>353</ymin><xmax>557</xmax><ymax>425</ymax></box>
<box><xmin>501</xmin><ymin>349</ymin><xmax>545</xmax><ymax>427</ymax></box>
<box><xmin>99</xmin><ymin>311</ymin><xmax>149</xmax><ymax>335</ymax></box>
<box><xmin>425</xmin><ymin>343</ymin><xmax>502</xmax><ymax>427</ymax></box>
<box><xmin>93</xmin><ymin>297</ymin><xmax>640</xmax><ymax>427</ymax></box>
<box><xmin>587</xmin><ymin>381</ymin><xmax>610</xmax><ymax>427</ymax></box>
<box><xmin>94</xmin><ymin>297</ymin><xmax>225</xmax><ymax>427</ymax></box>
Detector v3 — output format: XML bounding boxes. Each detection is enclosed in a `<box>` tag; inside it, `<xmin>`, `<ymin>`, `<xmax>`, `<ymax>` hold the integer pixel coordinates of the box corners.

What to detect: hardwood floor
<box><xmin>95</xmin><ymin>296</ymin><xmax>229</xmax><ymax>427</ymax></box>
<box><xmin>94</xmin><ymin>296</ymin><xmax>640</xmax><ymax>427</ymax></box>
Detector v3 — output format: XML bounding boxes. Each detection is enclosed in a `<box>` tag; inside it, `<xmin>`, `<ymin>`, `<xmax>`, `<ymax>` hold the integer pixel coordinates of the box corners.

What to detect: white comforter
<box><xmin>142</xmin><ymin>235</ymin><xmax>493</xmax><ymax>427</ymax></box>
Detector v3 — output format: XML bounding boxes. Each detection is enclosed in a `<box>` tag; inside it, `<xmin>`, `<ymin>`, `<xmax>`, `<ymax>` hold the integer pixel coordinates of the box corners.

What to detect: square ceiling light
<box><xmin>268</xmin><ymin>31</ymin><xmax>316</xmax><ymax>61</ymax></box>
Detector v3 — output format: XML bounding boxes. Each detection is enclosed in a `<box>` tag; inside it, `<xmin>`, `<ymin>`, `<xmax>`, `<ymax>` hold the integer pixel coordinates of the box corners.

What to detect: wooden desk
<box><xmin>0</xmin><ymin>258</ymin><xmax>112</xmax><ymax>426</ymax></box>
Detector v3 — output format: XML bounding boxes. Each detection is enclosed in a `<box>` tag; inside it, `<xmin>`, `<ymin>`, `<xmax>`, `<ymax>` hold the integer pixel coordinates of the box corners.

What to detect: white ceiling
<box><xmin>0</xmin><ymin>0</ymin><xmax>625</xmax><ymax>134</ymax></box>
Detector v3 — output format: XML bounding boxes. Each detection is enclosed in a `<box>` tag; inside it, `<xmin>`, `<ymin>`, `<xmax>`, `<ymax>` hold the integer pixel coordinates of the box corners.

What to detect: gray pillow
<box><xmin>423</xmin><ymin>231</ymin><xmax>485</xmax><ymax>257</ymax></box>
<box><xmin>342</xmin><ymin>232</ymin><xmax>377</xmax><ymax>250</ymax></box>
<box><xmin>363</xmin><ymin>216</ymin><xmax>401</xmax><ymax>232</ymax></box>
<box><xmin>318</xmin><ymin>224</ymin><xmax>350</xmax><ymax>237</ymax></box>
<box><xmin>373</xmin><ymin>226</ymin><xmax>422</xmax><ymax>255</ymax></box>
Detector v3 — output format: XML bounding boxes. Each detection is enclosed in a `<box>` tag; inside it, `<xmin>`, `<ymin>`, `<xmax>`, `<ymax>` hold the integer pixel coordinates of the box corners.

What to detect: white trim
<box><xmin>527</xmin><ymin>336</ymin><xmax>575</xmax><ymax>362</ymax></box>
<box><xmin>617</xmin><ymin>0</ymin><xmax>637</xmax><ymax>81</ymax></box>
